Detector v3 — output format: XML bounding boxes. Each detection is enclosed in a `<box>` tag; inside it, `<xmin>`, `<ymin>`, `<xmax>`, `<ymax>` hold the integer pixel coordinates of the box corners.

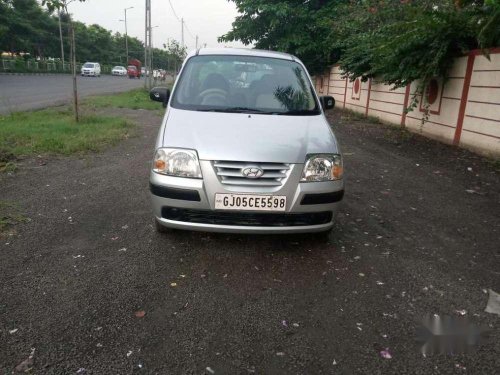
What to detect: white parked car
<box><xmin>81</xmin><ymin>62</ymin><xmax>101</xmax><ymax>77</ymax></box>
<box><xmin>111</xmin><ymin>66</ymin><xmax>127</xmax><ymax>76</ymax></box>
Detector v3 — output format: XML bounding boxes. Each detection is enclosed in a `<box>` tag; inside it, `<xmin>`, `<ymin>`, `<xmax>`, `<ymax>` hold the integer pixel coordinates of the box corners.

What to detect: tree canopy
<box><xmin>0</xmin><ymin>0</ymin><xmax>186</xmax><ymax>70</ymax></box>
<box><xmin>220</xmin><ymin>0</ymin><xmax>500</xmax><ymax>85</ymax></box>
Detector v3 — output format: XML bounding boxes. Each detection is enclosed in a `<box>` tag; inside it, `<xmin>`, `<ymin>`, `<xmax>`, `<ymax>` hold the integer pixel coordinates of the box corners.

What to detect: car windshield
<box><xmin>83</xmin><ymin>63</ymin><xmax>94</xmax><ymax>68</ymax></box>
<box><xmin>171</xmin><ymin>55</ymin><xmax>320</xmax><ymax>115</ymax></box>
<box><xmin>128</xmin><ymin>66</ymin><xmax>137</xmax><ymax>70</ymax></box>
<box><xmin>113</xmin><ymin>66</ymin><xmax>123</xmax><ymax>70</ymax></box>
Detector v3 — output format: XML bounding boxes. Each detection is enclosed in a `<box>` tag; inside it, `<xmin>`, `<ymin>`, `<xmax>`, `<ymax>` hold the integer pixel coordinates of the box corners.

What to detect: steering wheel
<box><xmin>198</xmin><ymin>88</ymin><xmax>228</xmax><ymax>104</ymax></box>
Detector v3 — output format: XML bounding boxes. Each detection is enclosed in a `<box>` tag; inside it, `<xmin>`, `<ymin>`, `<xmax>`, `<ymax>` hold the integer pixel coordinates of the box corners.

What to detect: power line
<box><xmin>167</xmin><ymin>0</ymin><xmax>197</xmax><ymax>43</ymax></box>
<box><xmin>168</xmin><ymin>0</ymin><xmax>180</xmax><ymax>22</ymax></box>
<box><xmin>184</xmin><ymin>23</ymin><xmax>195</xmax><ymax>40</ymax></box>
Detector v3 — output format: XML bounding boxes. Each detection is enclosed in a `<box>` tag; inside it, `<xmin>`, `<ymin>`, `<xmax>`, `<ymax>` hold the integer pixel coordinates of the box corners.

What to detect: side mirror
<box><xmin>150</xmin><ymin>87</ymin><xmax>170</xmax><ymax>108</ymax></box>
<box><xmin>319</xmin><ymin>95</ymin><xmax>335</xmax><ymax>111</ymax></box>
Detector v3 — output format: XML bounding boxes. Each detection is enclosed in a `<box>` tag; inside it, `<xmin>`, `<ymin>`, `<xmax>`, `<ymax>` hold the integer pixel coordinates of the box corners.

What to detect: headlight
<box><xmin>301</xmin><ymin>154</ymin><xmax>343</xmax><ymax>182</ymax></box>
<box><xmin>153</xmin><ymin>148</ymin><xmax>202</xmax><ymax>178</ymax></box>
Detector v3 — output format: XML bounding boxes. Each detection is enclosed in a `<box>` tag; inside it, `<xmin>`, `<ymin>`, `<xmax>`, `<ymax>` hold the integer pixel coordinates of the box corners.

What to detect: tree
<box><xmin>478</xmin><ymin>0</ymin><xmax>500</xmax><ymax>50</ymax></box>
<box><xmin>219</xmin><ymin>0</ymin><xmax>345</xmax><ymax>74</ymax></box>
<box><xmin>220</xmin><ymin>0</ymin><xmax>500</xmax><ymax>88</ymax></box>
<box><xmin>0</xmin><ymin>0</ymin><xmax>58</xmax><ymax>57</ymax></box>
<box><xmin>334</xmin><ymin>0</ymin><xmax>497</xmax><ymax>88</ymax></box>
<box><xmin>42</xmin><ymin>0</ymin><xmax>86</xmax><ymax>122</ymax></box>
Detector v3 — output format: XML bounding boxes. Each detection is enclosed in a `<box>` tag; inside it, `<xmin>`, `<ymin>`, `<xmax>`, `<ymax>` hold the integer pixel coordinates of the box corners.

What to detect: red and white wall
<box><xmin>315</xmin><ymin>48</ymin><xmax>500</xmax><ymax>158</ymax></box>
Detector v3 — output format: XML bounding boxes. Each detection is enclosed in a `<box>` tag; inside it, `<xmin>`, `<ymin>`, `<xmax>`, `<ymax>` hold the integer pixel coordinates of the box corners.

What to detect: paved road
<box><xmin>0</xmin><ymin>75</ymin><xmax>144</xmax><ymax>114</ymax></box>
<box><xmin>0</xmin><ymin>109</ymin><xmax>499</xmax><ymax>373</ymax></box>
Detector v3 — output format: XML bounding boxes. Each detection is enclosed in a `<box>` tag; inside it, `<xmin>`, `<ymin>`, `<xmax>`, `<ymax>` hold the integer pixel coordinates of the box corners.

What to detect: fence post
<box><xmin>453</xmin><ymin>53</ymin><xmax>475</xmax><ymax>145</ymax></box>
<box><xmin>365</xmin><ymin>78</ymin><xmax>372</xmax><ymax>117</ymax></box>
<box><xmin>343</xmin><ymin>77</ymin><xmax>348</xmax><ymax>109</ymax></box>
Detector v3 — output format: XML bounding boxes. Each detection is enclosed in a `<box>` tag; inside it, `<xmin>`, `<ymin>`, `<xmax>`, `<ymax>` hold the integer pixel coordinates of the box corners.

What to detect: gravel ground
<box><xmin>0</xmin><ymin>108</ymin><xmax>499</xmax><ymax>374</ymax></box>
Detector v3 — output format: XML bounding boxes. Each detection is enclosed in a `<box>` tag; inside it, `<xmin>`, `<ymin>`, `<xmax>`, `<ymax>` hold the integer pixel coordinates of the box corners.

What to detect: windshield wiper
<box><xmin>197</xmin><ymin>107</ymin><xmax>269</xmax><ymax>114</ymax></box>
<box><xmin>277</xmin><ymin>109</ymin><xmax>320</xmax><ymax>116</ymax></box>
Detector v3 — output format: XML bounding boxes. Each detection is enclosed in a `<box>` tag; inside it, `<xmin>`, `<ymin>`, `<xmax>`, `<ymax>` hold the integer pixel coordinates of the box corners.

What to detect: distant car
<box><xmin>127</xmin><ymin>65</ymin><xmax>141</xmax><ymax>79</ymax></box>
<box><xmin>81</xmin><ymin>62</ymin><xmax>101</xmax><ymax>77</ymax></box>
<box><xmin>112</xmin><ymin>66</ymin><xmax>127</xmax><ymax>76</ymax></box>
<box><xmin>141</xmin><ymin>67</ymin><xmax>149</xmax><ymax>77</ymax></box>
<box><xmin>127</xmin><ymin>59</ymin><xmax>142</xmax><ymax>79</ymax></box>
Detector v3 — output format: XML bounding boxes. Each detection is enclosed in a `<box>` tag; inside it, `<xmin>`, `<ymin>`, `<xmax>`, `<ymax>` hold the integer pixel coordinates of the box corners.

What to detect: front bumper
<box><xmin>150</xmin><ymin>160</ymin><xmax>344</xmax><ymax>234</ymax></box>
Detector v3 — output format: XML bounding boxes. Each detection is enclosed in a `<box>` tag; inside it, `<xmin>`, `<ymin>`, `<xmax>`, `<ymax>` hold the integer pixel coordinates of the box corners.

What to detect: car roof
<box><xmin>190</xmin><ymin>47</ymin><xmax>296</xmax><ymax>62</ymax></box>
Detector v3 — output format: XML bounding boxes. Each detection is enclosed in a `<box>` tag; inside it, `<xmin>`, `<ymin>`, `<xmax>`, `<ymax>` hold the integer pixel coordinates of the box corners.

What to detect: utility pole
<box><xmin>144</xmin><ymin>0</ymin><xmax>152</xmax><ymax>89</ymax></box>
<box><xmin>58</xmin><ymin>11</ymin><xmax>65</xmax><ymax>70</ymax></box>
<box><xmin>123</xmin><ymin>7</ymin><xmax>134</xmax><ymax>63</ymax></box>
<box><xmin>152</xmin><ymin>25</ymin><xmax>159</xmax><ymax>75</ymax></box>
<box><xmin>196</xmin><ymin>35</ymin><xmax>198</xmax><ymax>50</ymax></box>
<box><xmin>144</xmin><ymin>0</ymin><xmax>147</xmax><ymax>87</ymax></box>
<box><xmin>181</xmin><ymin>18</ymin><xmax>185</xmax><ymax>48</ymax></box>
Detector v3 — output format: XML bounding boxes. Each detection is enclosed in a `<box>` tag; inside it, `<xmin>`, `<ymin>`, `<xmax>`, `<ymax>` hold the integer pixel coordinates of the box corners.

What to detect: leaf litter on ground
<box><xmin>15</xmin><ymin>348</ymin><xmax>35</xmax><ymax>372</ymax></box>
<box><xmin>134</xmin><ymin>310</ymin><xmax>146</xmax><ymax>318</ymax></box>
<box><xmin>485</xmin><ymin>289</ymin><xmax>500</xmax><ymax>316</ymax></box>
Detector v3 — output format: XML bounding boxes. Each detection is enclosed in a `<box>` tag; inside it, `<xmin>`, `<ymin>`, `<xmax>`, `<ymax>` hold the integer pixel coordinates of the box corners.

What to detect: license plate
<box><xmin>215</xmin><ymin>194</ymin><xmax>286</xmax><ymax>211</ymax></box>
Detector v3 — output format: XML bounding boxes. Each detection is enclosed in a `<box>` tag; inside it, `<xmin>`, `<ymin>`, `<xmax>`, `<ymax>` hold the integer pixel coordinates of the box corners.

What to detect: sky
<box><xmin>65</xmin><ymin>0</ymin><xmax>247</xmax><ymax>51</ymax></box>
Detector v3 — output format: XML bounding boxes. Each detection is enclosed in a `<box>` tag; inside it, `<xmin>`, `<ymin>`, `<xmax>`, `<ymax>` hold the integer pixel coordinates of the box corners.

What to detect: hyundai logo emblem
<box><xmin>241</xmin><ymin>166</ymin><xmax>264</xmax><ymax>179</ymax></box>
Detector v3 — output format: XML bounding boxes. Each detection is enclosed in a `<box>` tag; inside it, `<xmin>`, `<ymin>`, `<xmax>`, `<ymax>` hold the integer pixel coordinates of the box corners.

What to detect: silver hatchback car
<box><xmin>149</xmin><ymin>48</ymin><xmax>343</xmax><ymax>234</ymax></box>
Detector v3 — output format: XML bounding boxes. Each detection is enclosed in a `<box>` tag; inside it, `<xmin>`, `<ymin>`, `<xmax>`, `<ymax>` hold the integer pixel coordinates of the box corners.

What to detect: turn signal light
<box><xmin>332</xmin><ymin>165</ymin><xmax>343</xmax><ymax>179</ymax></box>
<box><xmin>155</xmin><ymin>159</ymin><xmax>166</xmax><ymax>171</ymax></box>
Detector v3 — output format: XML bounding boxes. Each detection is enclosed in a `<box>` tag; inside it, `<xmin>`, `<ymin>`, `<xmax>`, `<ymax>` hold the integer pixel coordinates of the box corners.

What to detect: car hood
<box><xmin>162</xmin><ymin>108</ymin><xmax>339</xmax><ymax>163</ymax></box>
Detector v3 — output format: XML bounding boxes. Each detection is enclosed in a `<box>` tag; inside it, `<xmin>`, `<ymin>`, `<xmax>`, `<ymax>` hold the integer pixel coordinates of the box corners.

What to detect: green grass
<box><xmin>487</xmin><ymin>158</ymin><xmax>500</xmax><ymax>172</ymax></box>
<box><xmin>340</xmin><ymin>108</ymin><xmax>381</xmax><ymax>124</ymax></box>
<box><xmin>385</xmin><ymin>126</ymin><xmax>413</xmax><ymax>143</ymax></box>
<box><xmin>0</xmin><ymin>161</ymin><xmax>17</xmax><ymax>173</ymax></box>
<box><xmin>0</xmin><ymin>201</ymin><xmax>28</xmax><ymax>234</ymax></box>
<box><xmin>0</xmin><ymin>107</ymin><xmax>135</xmax><ymax>158</ymax></box>
<box><xmin>85</xmin><ymin>88</ymin><xmax>167</xmax><ymax>110</ymax></box>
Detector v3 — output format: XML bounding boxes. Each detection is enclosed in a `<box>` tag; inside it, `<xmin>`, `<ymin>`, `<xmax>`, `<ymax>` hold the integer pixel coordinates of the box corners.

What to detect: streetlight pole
<box><xmin>151</xmin><ymin>25</ymin><xmax>159</xmax><ymax>77</ymax></box>
<box><xmin>123</xmin><ymin>6</ymin><xmax>133</xmax><ymax>63</ymax></box>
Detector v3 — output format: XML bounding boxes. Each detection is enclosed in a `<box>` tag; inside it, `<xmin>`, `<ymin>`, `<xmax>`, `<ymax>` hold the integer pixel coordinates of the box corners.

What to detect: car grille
<box><xmin>213</xmin><ymin>161</ymin><xmax>290</xmax><ymax>187</ymax></box>
<box><xmin>162</xmin><ymin>207</ymin><xmax>332</xmax><ymax>227</ymax></box>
